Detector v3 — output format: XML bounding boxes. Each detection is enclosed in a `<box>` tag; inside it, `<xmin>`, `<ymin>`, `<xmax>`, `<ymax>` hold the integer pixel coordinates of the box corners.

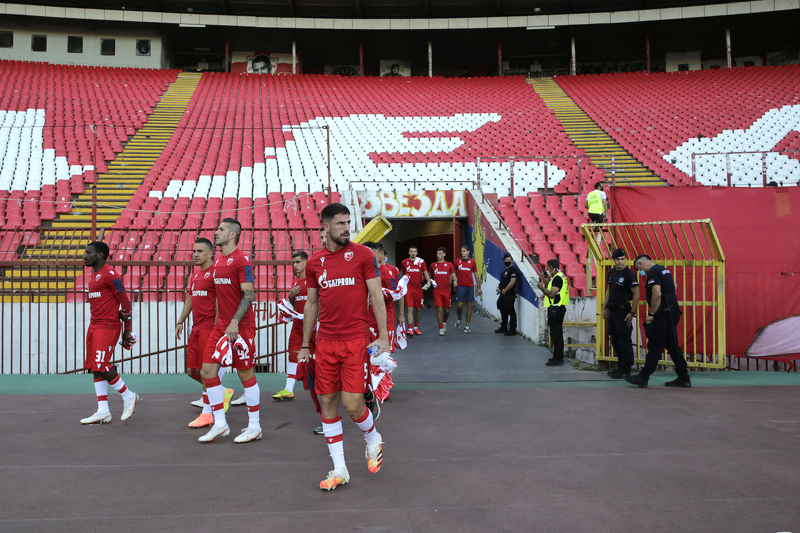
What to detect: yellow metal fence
<box><xmin>583</xmin><ymin>219</ymin><xmax>726</xmax><ymax>370</ymax></box>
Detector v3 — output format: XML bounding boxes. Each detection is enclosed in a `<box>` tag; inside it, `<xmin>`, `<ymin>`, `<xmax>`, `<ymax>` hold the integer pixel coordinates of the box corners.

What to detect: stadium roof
<box><xmin>2</xmin><ymin>0</ymin><xmax>741</xmax><ymax>19</ymax></box>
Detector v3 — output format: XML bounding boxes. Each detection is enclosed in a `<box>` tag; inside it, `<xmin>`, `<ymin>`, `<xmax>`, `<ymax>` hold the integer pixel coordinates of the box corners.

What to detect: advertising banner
<box><xmin>358</xmin><ymin>190</ymin><xmax>466</xmax><ymax>218</ymax></box>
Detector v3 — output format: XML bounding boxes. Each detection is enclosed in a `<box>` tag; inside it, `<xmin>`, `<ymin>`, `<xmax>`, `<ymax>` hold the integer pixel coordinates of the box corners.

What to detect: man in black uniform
<box><xmin>495</xmin><ymin>252</ymin><xmax>521</xmax><ymax>336</ymax></box>
<box><xmin>625</xmin><ymin>255</ymin><xmax>692</xmax><ymax>388</ymax></box>
<box><xmin>602</xmin><ymin>249</ymin><xmax>640</xmax><ymax>378</ymax></box>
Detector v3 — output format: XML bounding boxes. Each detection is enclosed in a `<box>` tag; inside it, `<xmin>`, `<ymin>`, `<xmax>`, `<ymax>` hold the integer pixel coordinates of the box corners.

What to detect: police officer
<box><xmin>602</xmin><ymin>249</ymin><xmax>640</xmax><ymax>379</ymax></box>
<box><xmin>537</xmin><ymin>259</ymin><xmax>570</xmax><ymax>366</ymax></box>
<box><xmin>625</xmin><ymin>255</ymin><xmax>692</xmax><ymax>388</ymax></box>
<box><xmin>495</xmin><ymin>252</ymin><xmax>521</xmax><ymax>336</ymax></box>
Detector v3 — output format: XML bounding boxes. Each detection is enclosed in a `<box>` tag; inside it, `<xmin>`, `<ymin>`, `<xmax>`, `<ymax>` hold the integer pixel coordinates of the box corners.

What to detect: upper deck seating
<box><xmin>0</xmin><ymin>60</ymin><xmax>178</xmax><ymax>229</ymax></box>
<box><xmin>556</xmin><ymin>65</ymin><xmax>800</xmax><ymax>187</ymax></box>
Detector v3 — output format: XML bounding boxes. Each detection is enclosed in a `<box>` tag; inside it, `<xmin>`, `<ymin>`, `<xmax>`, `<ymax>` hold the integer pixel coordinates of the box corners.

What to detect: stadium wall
<box><xmin>0</xmin><ymin>21</ymin><xmax>164</xmax><ymax>68</ymax></box>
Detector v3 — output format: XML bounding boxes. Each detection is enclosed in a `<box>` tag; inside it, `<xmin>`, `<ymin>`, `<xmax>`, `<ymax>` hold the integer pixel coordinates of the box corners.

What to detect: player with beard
<box><xmin>298</xmin><ymin>203</ymin><xmax>390</xmax><ymax>490</ymax></box>
<box><xmin>197</xmin><ymin>218</ymin><xmax>262</xmax><ymax>444</ymax></box>
<box><xmin>400</xmin><ymin>245</ymin><xmax>431</xmax><ymax>336</ymax></box>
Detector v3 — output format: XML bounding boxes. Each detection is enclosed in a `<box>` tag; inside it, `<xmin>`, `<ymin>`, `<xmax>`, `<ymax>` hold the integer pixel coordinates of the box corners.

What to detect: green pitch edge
<box><xmin>0</xmin><ymin>370</ymin><xmax>797</xmax><ymax>395</ymax></box>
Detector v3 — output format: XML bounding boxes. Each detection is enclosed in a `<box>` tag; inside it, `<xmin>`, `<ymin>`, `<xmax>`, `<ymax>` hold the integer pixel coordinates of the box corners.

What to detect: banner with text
<box><xmin>358</xmin><ymin>190</ymin><xmax>466</xmax><ymax>218</ymax></box>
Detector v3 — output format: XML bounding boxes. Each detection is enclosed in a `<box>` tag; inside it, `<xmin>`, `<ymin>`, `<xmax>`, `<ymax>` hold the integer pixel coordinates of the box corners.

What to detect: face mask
<box><xmin>638</xmin><ymin>269</ymin><xmax>646</xmax><ymax>277</ymax></box>
<box><xmin>504</xmin><ymin>261</ymin><xmax>512</xmax><ymax>266</ymax></box>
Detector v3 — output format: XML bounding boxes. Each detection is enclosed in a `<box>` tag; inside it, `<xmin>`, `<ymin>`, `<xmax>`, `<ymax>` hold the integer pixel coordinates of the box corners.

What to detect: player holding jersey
<box><xmin>79</xmin><ymin>242</ymin><xmax>140</xmax><ymax>425</ymax></box>
<box><xmin>400</xmin><ymin>246</ymin><xmax>430</xmax><ymax>336</ymax></box>
<box><xmin>454</xmin><ymin>245</ymin><xmax>482</xmax><ymax>333</ymax></box>
<box><xmin>198</xmin><ymin>218</ymin><xmax>262</xmax><ymax>444</ymax></box>
<box><xmin>176</xmin><ymin>238</ymin><xmax>234</xmax><ymax>428</ymax></box>
<box><xmin>298</xmin><ymin>203</ymin><xmax>390</xmax><ymax>491</ymax></box>
<box><xmin>430</xmin><ymin>247</ymin><xmax>456</xmax><ymax>336</ymax></box>
<box><xmin>273</xmin><ymin>250</ymin><xmax>316</xmax><ymax>401</ymax></box>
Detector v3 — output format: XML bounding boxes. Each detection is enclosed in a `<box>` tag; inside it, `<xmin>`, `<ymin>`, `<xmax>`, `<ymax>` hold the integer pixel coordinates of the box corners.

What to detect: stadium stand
<box><xmin>0</xmin><ymin>61</ymin><xmax>178</xmax><ymax>229</ymax></box>
<box><xmin>127</xmin><ymin>73</ymin><xmax>602</xmax><ymax>230</ymax></box>
<box><xmin>555</xmin><ymin>65</ymin><xmax>800</xmax><ymax>187</ymax></box>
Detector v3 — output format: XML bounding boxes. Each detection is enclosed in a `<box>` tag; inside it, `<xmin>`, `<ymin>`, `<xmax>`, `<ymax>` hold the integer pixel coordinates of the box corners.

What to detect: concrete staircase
<box><xmin>528</xmin><ymin>78</ymin><xmax>664</xmax><ymax>186</ymax></box>
<box><xmin>30</xmin><ymin>72</ymin><xmax>203</xmax><ymax>260</ymax></box>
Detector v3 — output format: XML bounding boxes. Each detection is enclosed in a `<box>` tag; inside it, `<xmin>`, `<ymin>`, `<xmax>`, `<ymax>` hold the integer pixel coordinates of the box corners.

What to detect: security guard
<box><xmin>537</xmin><ymin>259</ymin><xmax>569</xmax><ymax>366</ymax></box>
<box><xmin>602</xmin><ymin>249</ymin><xmax>640</xmax><ymax>379</ymax></box>
<box><xmin>495</xmin><ymin>252</ymin><xmax>521</xmax><ymax>336</ymax></box>
<box><xmin>625</xmin><ymin>254</ymin><xmax>692</xmax><ymax>388</ymax></box>
<box><xmin>585</xmin><ymin>182</ymin><xmax>609</xmax><ymax>223</ymax></box>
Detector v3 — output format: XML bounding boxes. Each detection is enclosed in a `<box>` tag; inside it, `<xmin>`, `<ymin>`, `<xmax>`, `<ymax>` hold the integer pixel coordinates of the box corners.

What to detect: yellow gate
<box><xmin>582</xmin><ymin>219</ymin><xmax>726</xmax><ymax>369</ymax></box>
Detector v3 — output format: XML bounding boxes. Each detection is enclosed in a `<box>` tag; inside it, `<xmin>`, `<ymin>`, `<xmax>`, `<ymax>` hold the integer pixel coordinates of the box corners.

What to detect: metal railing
<box><xmin>583</xmin><ymin>219</ymin><xmax>726</xmax><ymax>370</ymax></box>
<box><xmin>0</xmin><ymin>226</ymin><xmax>320</xmax><ymax>374</ymax></box>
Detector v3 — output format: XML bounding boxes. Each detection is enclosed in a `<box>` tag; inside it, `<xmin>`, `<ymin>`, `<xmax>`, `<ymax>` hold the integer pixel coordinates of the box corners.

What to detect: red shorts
<box><xmin>433</xmin><ymin>290</ymin><xmax>451</xmax><ymax>309</ymax></box>
<box><xmin>186</xmin><ymin>328</ymin><xmax>213</xmax><ymax>370</ymax></box>
<box><xmin>314</xmin><ymin>337</ymin><xmax>370</xmax><ymax>395</ymax></box>
<box><xmin>202</xmin><ymin>327</ymin><xmax>257</xmax><ymax>370</ymax></box>
<box><xmin>288</xmin><ymin>322</ymin><xmax>316</xmax><ymax>363</ymax></box>
<box><xmin>84</xmin><ymin>327</ymin><xmax>120</xmax><ymax>373</ymax></box>
<box><xmin>405</xmin><ymin>288</ymin><xmax>424</xmax><ymax>308</ymax></box>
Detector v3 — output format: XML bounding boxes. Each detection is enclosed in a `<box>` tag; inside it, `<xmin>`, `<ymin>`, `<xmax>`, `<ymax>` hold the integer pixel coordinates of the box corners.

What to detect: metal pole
<box><xmin>544</xmin><ymin>159</ymin><xmax>548</xmax><ymax>199</ymax></box>
<box><xmin>762</xmin><ymin>152</ymin><xmax>767</xmax><ymax>187</ymax></box>
<box><xmin>646</xmin><ymin>35</ymin><xmax>651</xmax><ymax>74</ymax></box>
<box><xmin>292</xmin><ymin>40</ymin><xmax>297</xmax><ymax>74</ymax></box>
<box><xmin>509</xmin><ymin>156</ymin><xmax>514</xmax><ymax>198</ymax></box>
<box><xmin>476</xmin><ymin>157</ymin><xmax>481</xmax><ymax>190</ymax></box>
<box><xmin>359</xmin><ymin>40</ymin><xmax>364</xmax><ymax>77</ymax></box>
<box><xmin>726</xmin><ymin>153</ymin><xmax>731</xmax><ymax>187</ymax></box>
<box><xmin>611</xmin><ymin>155</ymin><xmax>616</xmax><ymax>186</ymax></box>
<box><xmin>91</xmin><ymin>184</ymin><xmax>97</xmax><ymax>241</ymax></box>
<box><xmin>326</xmin><ymin>126</ymin><xmax>332</xmax><ymax>203</ymax></box>
<box><xmin>498</xmin><ymin>40</ymin><xmax>503</xmax><ymax>76</ymax></box>
<box><xmin>726</xmin><ymin>29</ymin><xmax>732</xmax><ymax>69</ymax></box>
<box><xmin>691</xmin><ymin>153</ymin><xmax>696</xmax><ymax>185</ymax></box>
<box><xmin>428</xmin><ymin>41</ymin><xmax>433</xmax><ymax>78</ymax></box>
<box><xmin>225</xmin><ymin>39</ymin><xmax>230</xmax><ymax>73</ymax></box>
<box><xmin>91</xmin><ymin>124</ymin><xmax>97</xmax><ymax>241</ymax></box>
<box><xmin>571</xmin><ymin>37</ymin><xmax>576</xmax><ymax>76</ymax></box>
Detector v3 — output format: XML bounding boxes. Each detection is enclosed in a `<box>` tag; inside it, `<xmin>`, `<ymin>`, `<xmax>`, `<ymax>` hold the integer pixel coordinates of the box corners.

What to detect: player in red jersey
<box><xmin>273</xmin><ymin>250</ymin><xmax>317</xmax><ymax>401</ymax></box>
<box><xmin>363</xmin><ymin>241</ymin><xmax>400</xmax><ymax>353</ymax></box>
<box><xmin>429</xmin><ymin>247</ymin><xmax>457</xmax><ymax>336</ymax></box>
<box><xmin>400</xmin><ymin>245</ymin><xmax>430</xmax><ymax>336</ymax></box>
<box><xmin>176</xmin><ymin>238</ymin><xmax>234</xmax><ymax>428</ymax></box>
<box><xmin>298</xmin><ymin>203</ymin><xmax>390</xmax><ymax>490</ymax></box>
<box><xmin>197</xmin><ymin>218</ymin><xmax>262</xmax><ymax>444</ymax></box>
<box><xmin>79</xmin><ymin>242</ymin><xmax>140</xmax><ymax>425</ymax></box>
<box><xmin>454</xmin><ymin>245</ymin><xmax>482</xmax><ymax>333</ymax></box>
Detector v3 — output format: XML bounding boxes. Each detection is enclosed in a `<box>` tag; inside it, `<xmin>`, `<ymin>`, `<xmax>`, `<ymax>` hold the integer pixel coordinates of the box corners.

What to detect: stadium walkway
<box><xmin>1</xmin><ymin>307</ymin><xmax>798</xmax><ymax>533</ymax></box>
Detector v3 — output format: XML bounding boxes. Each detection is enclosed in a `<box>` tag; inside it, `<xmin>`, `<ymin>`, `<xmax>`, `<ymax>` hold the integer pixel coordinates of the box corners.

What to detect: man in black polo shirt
<box><xmin>625</xmin><ymin>254</ymin><xmax>691</xmax><ymax>388</ymax></box>
<box><xmin>495</xmin><ymin>252</ymin><xmax>522</xmax><ymax>336</ymax></box>
<box><xmin>602</xmin><ymin>249</ymin><xmax>640</xmax><ymax>379</ymax></box>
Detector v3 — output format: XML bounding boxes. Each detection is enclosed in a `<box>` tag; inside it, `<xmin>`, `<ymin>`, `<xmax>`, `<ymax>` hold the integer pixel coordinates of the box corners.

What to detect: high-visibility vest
<box><xmin>587</xmin><ymin>190</ymin><xmax>605</xmax><ymax>215</ymax></box>
<box><xmin>544</xmin><ymin>272</ymin><xmax>570</xmax><ymax>307</ymax></box>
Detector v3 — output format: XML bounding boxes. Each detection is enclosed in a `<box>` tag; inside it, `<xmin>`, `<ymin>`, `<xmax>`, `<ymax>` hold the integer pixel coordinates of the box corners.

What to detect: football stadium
<box><xmin>1</xmin><ymin>0</ymin><xmax>799</xmax><ymax>530</ymax></box>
